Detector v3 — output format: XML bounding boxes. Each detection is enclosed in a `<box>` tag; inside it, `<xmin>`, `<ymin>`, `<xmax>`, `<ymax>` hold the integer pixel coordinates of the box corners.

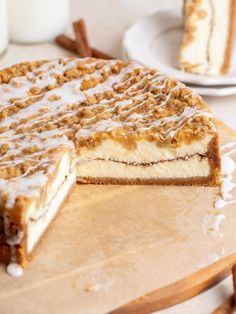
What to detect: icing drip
<box><xmin>202</xmin><ymin>211</ymin><xmax>225</xmax><ymax>236</ymax></box>
<box><xmin>6</xmin><ymin>262</ymin><xmax>23</xmax><ymax>277</ymax></box>
<box><xmin>4</xmin><ymin>215</ymin><xmax>24</xmax><ymax>245</ymax></box>
<box><xmin>215</xmin><ymin>143</ymin><xmax>236</xmax><ymax>208</ymax></box>
<box><xmin>84</xmin><ymin>282</ymin><xmax>112</xmax><ymax>292</ymax></box>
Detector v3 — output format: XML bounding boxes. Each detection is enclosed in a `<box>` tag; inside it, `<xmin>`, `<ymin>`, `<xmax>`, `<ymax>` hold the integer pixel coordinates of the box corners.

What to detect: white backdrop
<box><xmin>0</xmin><ymin>0</ymin><xmax>235</xmax><ymax>312</ymax></box>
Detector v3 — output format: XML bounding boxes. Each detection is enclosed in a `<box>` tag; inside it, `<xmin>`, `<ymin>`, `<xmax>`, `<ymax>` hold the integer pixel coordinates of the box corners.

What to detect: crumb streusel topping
<box><xmin>0</xmin><ymin>57</ymin><xmax>216</xmax><ymax>209</ymax></box>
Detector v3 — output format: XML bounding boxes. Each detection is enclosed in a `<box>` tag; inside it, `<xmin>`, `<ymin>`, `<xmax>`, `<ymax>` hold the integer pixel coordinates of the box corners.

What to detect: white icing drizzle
<box><xmin>0</xmin><ymin>58</ymin><xmax>214</xmax><ymax>210</ymax></box>
<box><xmin>6</xmin><ymin>262</ymin><xmax>23</xmax><ymax>277</ymax></box>
<box><xmin>202</xmin><ymin>211</ymin><xmax>225</xmax><ymax>236</ymax></box>
<box><xmin>0</xmin><ymin>57</ymin><xmax>217</xmax><ymax>269</ymax></box>
<box><xmin>84</xmin><ymin>282</ymin><xmax>112</xmax><ymax>292</ymax></box>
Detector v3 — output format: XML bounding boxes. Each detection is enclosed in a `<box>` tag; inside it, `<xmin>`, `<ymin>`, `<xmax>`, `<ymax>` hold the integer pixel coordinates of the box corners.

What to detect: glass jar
<box><xmin>0</xmin><ymin>0</ymin><xmax>8</xmax><ymax>55</ymax></box>
<box><xmin>8</xmin><ymin>0</ymin><xmax>70</xmax><ymax>44</ymax></box>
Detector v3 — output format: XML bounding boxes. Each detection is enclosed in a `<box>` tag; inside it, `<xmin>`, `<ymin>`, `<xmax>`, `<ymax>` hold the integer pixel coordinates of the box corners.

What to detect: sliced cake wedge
<box><xmin>179</xmin><ymin>0</ymin><xmax>236</xmax><ymax>75</ymax></box>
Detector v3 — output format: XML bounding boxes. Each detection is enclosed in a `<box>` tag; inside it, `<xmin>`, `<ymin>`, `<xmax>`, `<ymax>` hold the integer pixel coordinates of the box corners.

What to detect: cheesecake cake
<box><xmin>179</xmin><ymin>0</ymin><xmax>236</xmax><ymax>75</ymax></box>
<box><xmin>0</xmin><ymin>57</ymin><xmax>220</xmax><ymax>274</ymax></box>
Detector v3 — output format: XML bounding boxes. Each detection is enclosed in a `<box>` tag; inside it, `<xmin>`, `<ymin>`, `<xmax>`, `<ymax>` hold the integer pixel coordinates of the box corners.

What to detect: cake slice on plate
<box><xmin>179</xmin><ymin>0</ymin><xmax>235</xmax><ymax>75</ymax></box>
<box><xmin>0</xmin><ymin>57</ymin><xmax>221</xmax><ymax>275</ymax></box>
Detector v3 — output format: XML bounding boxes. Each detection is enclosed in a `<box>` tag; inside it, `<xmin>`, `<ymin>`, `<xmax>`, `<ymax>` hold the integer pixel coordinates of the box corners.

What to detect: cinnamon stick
<box><xmin>73</xmin><ymin>20</ymin><xmax>92</xmax><ymax>57</ymax></box>
<box><xmin>76</xmin><ymin>19</ymin><xmax>92</xmax><ymax>57</ymax></box>
<box><xmin>91</xmin><ymin>47</ymin><xmax>114</xmax><ymax>60</ymax></box>
<box><xmin>55</xmin><ymin>34</ymin><xmax>113</xmax><ymax>60</ymax></box>
<box><xmin>55</xmin><ymin>35</ymin><xmax>77</xmax><ymax>53</ymax></box>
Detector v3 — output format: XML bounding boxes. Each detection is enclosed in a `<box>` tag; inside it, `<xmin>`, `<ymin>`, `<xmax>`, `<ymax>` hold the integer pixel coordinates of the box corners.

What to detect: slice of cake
<box><xmin>179</xmin><ymin>0</ymin><xmax>235</xmax><ymax>75</ymax></box>
<box><xmin>0</xmin><ymin>57</ymin><xmax>221</xmax><ymax>274</ymax></box>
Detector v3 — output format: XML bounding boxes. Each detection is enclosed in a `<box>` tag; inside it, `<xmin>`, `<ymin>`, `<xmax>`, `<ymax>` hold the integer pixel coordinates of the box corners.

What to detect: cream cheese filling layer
<box><xmin>77</xmin><ymin>155</ymin><xmax>211</xmax><ymax>179</ymax></box>
<box><xmin>26</xmin><ymin>152</ymin><xmax>76</xmax><ymax>254</ymax></box>
<box><xmin>25</xmin><ymin>136</ymin><xmax>213</xmax><ymax>254</ymax></box>
<box><xmin>78</xmin><ymin>134</ymin><xmax>213</xmax><ymax>163</ymax></box>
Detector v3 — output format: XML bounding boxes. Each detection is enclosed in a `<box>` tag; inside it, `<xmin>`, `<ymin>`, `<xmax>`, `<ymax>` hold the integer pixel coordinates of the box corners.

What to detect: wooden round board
<box><xmin>0</xmin><ymin>121</ymin><xmax>235</xmax><ymax>314</ymax></box>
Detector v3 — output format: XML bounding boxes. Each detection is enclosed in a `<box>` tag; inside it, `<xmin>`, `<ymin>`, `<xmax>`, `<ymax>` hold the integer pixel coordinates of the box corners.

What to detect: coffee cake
<box><xmin>0</xmin><ymin>57</ymin><xmax>220</xmax><ymax>275</ymax></box>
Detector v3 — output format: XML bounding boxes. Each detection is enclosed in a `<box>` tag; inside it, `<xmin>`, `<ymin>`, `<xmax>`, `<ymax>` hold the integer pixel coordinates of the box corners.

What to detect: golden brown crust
<box><xmin>77</xmin><ymin>175</ymin><xmax>218</xmax><ymax>186</ymax></box>
<box><xmin>0</xmin><ymin>244</ymin><xmax>11</xmax><ymax>264</ymax></box>
<box><xmin>221</xmin><ymin>0</ymin><xmax>236</xmax><ymax>74</ymax></box>
<box><xmin>0</xmin><ymin>182</ymin><xmax>76</xmax><ymax>266</ymax></box>
<box><xmin>207</xmin><ymin>134</ymin><xmax>221</xmax><ymax>185</ymax></box>
<box><xmin>0</xmin><ymin>239</ymin><xmax>26</xmax><ymax>266</ymax></box>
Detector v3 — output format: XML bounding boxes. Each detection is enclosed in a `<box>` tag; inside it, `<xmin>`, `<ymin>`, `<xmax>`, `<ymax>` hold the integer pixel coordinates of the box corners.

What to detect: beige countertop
<box><xmin>0</xmin><ymin>0</ymin><xmax>235</xmax><ymax>313</ymax></box>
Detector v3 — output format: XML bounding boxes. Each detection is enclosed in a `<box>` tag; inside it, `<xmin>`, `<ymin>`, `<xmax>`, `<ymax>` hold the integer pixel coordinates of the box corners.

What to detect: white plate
<box><xmin>190</xmin><ymin>85</ymin><xmax>236</xmax><ymax>96</ymax></box>
<box><xmin>123</xmin><ymin>9</ymin><xmax>236</xmax><ymax>86</ymax></box>
<box><xmin>123</xmin><ymin>47</ymin><xmax>236</xmax><ymax>97</ymax></box>
<box><xmin>123</xmin><ymin>49</ymin><xmax>236</xmax><ymax>97</ymax></box>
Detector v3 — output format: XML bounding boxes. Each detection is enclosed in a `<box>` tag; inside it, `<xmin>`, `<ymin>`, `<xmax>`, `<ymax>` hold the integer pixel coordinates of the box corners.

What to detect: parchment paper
<box><xmin>0</xmin><ymin>124</ymin><xmax>235</xmax><ymax>314</ymax></box>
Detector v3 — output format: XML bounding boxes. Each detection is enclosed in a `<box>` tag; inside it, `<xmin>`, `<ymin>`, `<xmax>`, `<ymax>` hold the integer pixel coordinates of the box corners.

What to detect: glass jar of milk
<box><xmin>0</xmin><ymin>0</ymin><xmax>8</xmax><ymax>55</ymax></box>
<box><xmin>8</xmin><ymin>0</ymin><xmax>70</xmax><ymax>44</ymax></box>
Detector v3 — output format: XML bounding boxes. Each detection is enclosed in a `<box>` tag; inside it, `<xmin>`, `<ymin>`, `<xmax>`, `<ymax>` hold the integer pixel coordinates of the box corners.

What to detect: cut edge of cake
<box><xmin>76</xmin><ymin>134</ymin><xmax>221</xmax><ymax>186</ymax></box>
<box><xmin>0</xmin><ymin>134</ymin><xmax>221</xmax><ymax>272</ymax></box>
<box><xmin>0</xmin><ymin>147</ymin><xmax>76</xmax><ymax>267</ymax></box>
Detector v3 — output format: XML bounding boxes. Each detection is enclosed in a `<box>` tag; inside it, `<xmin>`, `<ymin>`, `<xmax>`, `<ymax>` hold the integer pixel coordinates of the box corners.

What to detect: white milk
<box><xmin>0</xmin><ymin>0</ymin><xmax>8</xmax><ymax>55</ymax></box>
<box><xmin>8</xmin><ymin>0</ymin><xmax>70</xmax><ymax>43</ymax></box>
